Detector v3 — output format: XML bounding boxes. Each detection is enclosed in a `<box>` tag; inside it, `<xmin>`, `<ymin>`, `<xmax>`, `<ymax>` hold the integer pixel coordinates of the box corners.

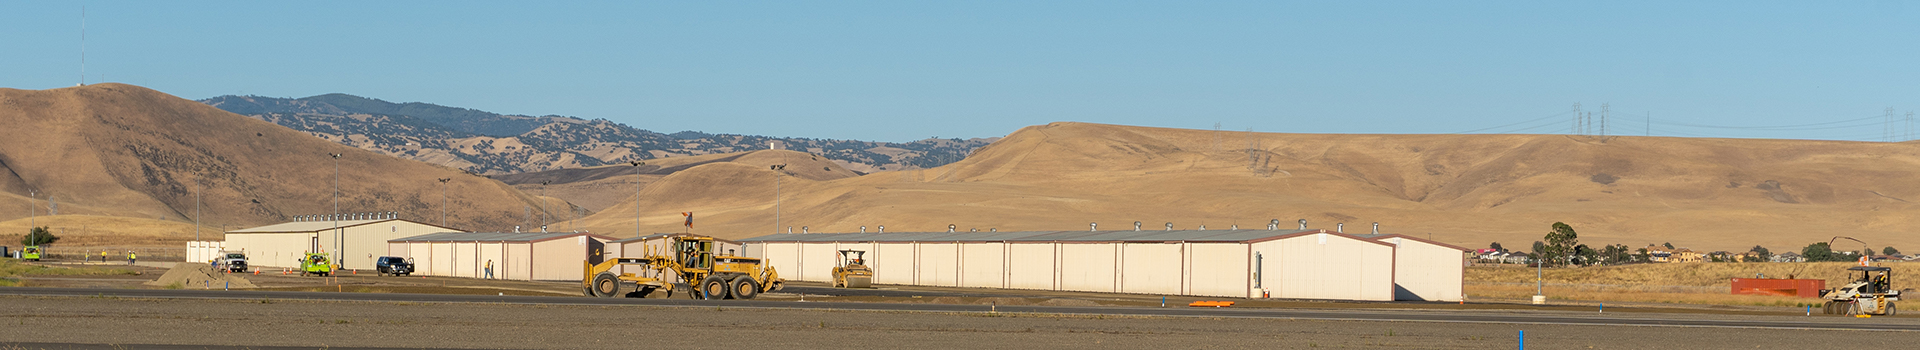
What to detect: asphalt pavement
<box><xmin>0</xmin><ymin>286</ymin><xmax>1912</xmax><ymax>332</ymax></box>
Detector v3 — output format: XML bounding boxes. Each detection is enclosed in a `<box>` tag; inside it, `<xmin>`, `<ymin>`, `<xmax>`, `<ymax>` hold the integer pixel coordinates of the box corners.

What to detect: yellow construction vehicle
<box><xmin>581</xmin><ymin>235</ymin><xmax>783</xmax><ymax>300</ymax></box>
<box><xmin>832</xmin><ymin>250</ymin><xmax>873</xmax><ymax>288</ymax></box>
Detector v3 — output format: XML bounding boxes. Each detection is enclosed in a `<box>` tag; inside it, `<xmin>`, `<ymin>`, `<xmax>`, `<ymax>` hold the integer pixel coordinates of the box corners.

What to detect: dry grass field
<box><xmin>1466</xmin><ymin>262</ymin><xmax>1918</xmax><ymax>306</ymax></box>
<box><xmin>567</xmin><ymin>122</ymin><xmax>1920</xmax><ymax>253</ymax></box>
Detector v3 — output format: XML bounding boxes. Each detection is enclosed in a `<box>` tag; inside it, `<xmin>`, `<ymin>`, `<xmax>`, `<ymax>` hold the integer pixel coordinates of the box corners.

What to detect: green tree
<box><xmin>1802</xmin><ymin>242</ymin><xmax>1834</xmax><ymax>262</ymax></box>
<box><xmin>1489</xmin><ymin>242</ymin><xmax>1504</xmax><ymax>252</ymax></box>
<box><xmin>1745</xmin><ymin>245</ymin><xmax>1772</xmax><ymax>263</ymax></box>
<box><xmin>1884</xmin><ymin>246</ymin><xmax>1901</xmax><ymax>256</ymax></box>
<box><xmin>1663</xmin><ymin>242</ymin><xmax>1675</xmax><ymax>250</ymax></box>
<box><xmin>20</xmin><ymin>226</ymin><xmax>57</xmax><ymax>246</ymax></box>
<box><xmin>1632</xmin><ymin>248</ymin><xmax>1651</xmax><ymax>263</ymax></box>
<box><xmin>1543</xmin><ymin>222</ymin><xmax>1581</xmax><ymax>266</ymax></box>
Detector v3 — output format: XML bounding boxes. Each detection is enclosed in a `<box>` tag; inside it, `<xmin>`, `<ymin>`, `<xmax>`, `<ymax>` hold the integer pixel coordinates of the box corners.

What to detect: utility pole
<box><xmin>1571</xmin><ymin>103</ymin><xmax>1583</xmax><ymax>135</ymax></box>
<box><xmin>28</xmin><ymin>189</ymin><xmax>35</xmax><ymax>229</ymax></box>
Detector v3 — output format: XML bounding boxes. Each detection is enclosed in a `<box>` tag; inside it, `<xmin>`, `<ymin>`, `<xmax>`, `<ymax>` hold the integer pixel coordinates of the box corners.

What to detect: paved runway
<box><xmin>1</xmin><ymin>286</ymin><xmax>1912</xmax><ymax>332</ymax></box>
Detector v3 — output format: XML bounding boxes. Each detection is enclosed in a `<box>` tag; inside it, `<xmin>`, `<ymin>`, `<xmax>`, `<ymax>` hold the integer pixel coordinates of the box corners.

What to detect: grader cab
<box><xmin>582</xmin><ymin>235</ymin><xmax>782</xmax><ymax>300</ymax></box>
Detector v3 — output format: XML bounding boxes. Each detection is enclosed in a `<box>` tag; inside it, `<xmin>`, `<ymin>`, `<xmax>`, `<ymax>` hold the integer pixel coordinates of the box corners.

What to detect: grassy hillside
<box><xmin>0</xmin><ymin>84</ymin><xmax>552</xmax><ymax>243</ymax></box>
<box><xmin>573</xmin><ymin>122</ymin><xmax>1920</xmax><ymax>253</ymax></box>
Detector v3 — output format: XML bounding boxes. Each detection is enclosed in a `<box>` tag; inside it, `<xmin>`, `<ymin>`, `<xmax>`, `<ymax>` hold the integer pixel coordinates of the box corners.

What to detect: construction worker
<box><xmin>128</xmin><ymin>251</ymin><xmax>136</xmax><ymax>265</ymax></box>
<box><xmin>484</xmin><ymin>260</ymin><xmax>494</xmax><ymax>279</ymax></box>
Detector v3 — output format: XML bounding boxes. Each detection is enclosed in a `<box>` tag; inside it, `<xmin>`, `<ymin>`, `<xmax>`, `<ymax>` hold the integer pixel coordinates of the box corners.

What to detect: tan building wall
<box><xmin>1374</xmin><ymin>236</ymin><xmax>1466</xmax><ymax>301</ymax></box>
<box><xmin>1252</xmin><ymin>232</ymin><xmax>1397</xmax><ymax>301</ymax></box>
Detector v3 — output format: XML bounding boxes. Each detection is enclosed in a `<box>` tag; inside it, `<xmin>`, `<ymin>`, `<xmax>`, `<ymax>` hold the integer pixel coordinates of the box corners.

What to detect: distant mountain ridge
<box><xmin>199</xmin><ymin>94</ymin><xmax>997</xmax><ymax>175</ymax></box>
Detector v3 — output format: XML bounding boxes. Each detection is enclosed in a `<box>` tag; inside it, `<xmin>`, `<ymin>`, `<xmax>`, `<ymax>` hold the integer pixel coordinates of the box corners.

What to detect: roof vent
<box><xmin>1230</xmin><ymin>225</ymin><xmax>1237</xmax><ymax>230</ymax></box>
<box><xmin>802</xmin><ymin>226</ymin><xmax>809</xmax><ymax>234</ymax></box>
<box><xmin>1269</xmin><ymin>219</ymin><xmax>1280</xmax><ymax>231</ymax></box>
<box><xmin>878</xmin><ymin>225</ymin><xmax>885</xmax><ymax>233</ymax></box>
<box><xmin>990</xmin><ymin>228</ymin><xmax>997</xmax><ymax>232</ymax></box>
<box><xmin>1134</xmin><ymin>221</ymin><xmax>1142</xmax><ymax>231</ymax></box>
<box><xmin>1337</xmin><ymin>223</ymin><xmax>1344</xmax><ymax>232</ymax></box>
<box><xmin>949</xmin><ymin>224</ymin><xmax>957</xmax><ymax>233</ymax></box>
<box><xmin>1090</xmin><ymin>222</ymin><xmax>1097</xmax><ymax>231</ymax></box>
<box><xmin>1198</xmin><ymin>225</ymin><xmax>1206</xmax><ymax>230</ymax></box>
<box><xmin>513</xmin><ymin>226</ymin><xmax>520</xmax><ymax>233</ymax></box>
<box><xmin>786</xmin><ymin>226</ymin><xmax>793</xmax><ymax>234</ymax></box>
<box><xmin>1372</xmin><ymin>222</ymin><xmax>1380</xmax><ymax>234</ymax></box>
<box><xmin>1298</xmin><ymin>219</ymin><xmax>1307</xmax><ymax>230</ymax></box>
<box><xmin>860</xmin><ymin>226</ymin><xmax>867</xmax><ymax>233</ymax></box>
<box><xmin>970</xmin><ymin>228</ymin><xmax>978</xmax><ymax>232</ymax></box>
<box><xmin>1165</xmin><ymin>222</ymin><xmax>1174</xmax><ymax>231</ymax></box>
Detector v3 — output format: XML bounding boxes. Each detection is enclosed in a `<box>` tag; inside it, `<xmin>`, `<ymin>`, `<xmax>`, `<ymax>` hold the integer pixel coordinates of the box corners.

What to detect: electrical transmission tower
<box><xmin>1571</xmin><ymin>103</ymin><xmax>1583</xmax><ymax>135</ymax></box>
<box><xmin>1888</xmin><ymin>108</ymin><xmax>1898</xmax><ymax>142</ymax></box>
<box><xmin>1600</xmin><ymin>103</ymin><xmax>1609</xmax><ymax>137</ymax></box>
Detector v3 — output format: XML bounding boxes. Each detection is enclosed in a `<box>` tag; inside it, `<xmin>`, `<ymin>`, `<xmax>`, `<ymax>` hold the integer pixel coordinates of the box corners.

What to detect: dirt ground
<box><xmin>0</xmin><ymin>295</ymin><xmax>1908</xmax><ymax>349</ymax></box>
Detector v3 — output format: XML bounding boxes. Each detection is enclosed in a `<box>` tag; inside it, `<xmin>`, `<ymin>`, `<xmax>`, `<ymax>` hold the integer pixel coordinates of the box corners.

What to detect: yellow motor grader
<box><xmin>581</xmin><ymin>235</ymin><xmax>782</xmax><ymax>300</ymax></box>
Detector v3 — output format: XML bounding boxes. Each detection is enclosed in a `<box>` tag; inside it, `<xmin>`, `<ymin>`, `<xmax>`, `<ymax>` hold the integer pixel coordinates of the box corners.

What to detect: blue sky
<box><xmin>4</xmin><ymin>1</ymin><xmax>1917</xmax><ymax>142</ymax></box>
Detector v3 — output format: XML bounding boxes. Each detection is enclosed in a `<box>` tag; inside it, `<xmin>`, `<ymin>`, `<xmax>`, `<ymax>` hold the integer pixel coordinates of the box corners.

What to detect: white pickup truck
<box><xmin>216</xmin><ymin>251</ymin><xmax>249</xmax><ymax>273</ymax></box>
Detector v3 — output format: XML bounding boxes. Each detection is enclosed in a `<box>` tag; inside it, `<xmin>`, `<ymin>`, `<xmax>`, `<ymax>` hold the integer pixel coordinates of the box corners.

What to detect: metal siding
<box><xmin>430</xmin><ymin>242</ymin><xmax>454</xmax><ymax>276</ymax></box>
<box><xmin>1058</xmin><ymin>243</ymin><xmax>1116</xmax><ymax>292</ymax></box>
<box><xmin>510</xmin><ymin>243</ymin><xmax>533</xmax><ymax>281</ymax></box>
<box><xmin>1120</xmin><ymin>243</ymin><xmax>1183</xmax><ymax>295</ymax></box>
<box><xmin>1388</xmin><ymin>239</ymin><xmax>1464</xmax><ymax>301</ymax></box>
<box><xmin>917</xmin><ymin>243</ymin><xmax>959</xmax><ymax>287</ymax></box>
<box><xmin>226</xmin><ymin>232</ymin><xmax>310</xmax><ymax>269</ymax></box>
<box><xmin>479</xmin><ymin>243</ymin><xmax>505</xmax><ymax>280</ymax></box>
<box><xmin>1186</xmin><ymin>243</ymin><xmax>1248</xmax><ymax>298</ymax></box>
<box><xmin>1256</xmin><ymin>234</ymin><xmax>1396</xmax><ymax>301</ymax></box>
<box><xmin>406</xmin><ymin>242</ymin><xmax>431</xmax><ymax>272</ymax></box>
<box><xmin>453</xmin><ymin>242</ymin><xmax>478</xmax><ymax>278</ymax></box>
<box><xmin>1006</xmin><ymin>243</ymin><xmax>1055</xmax><ymax>290</ymax></box>
<box><xmin>958</xmin><ymin>243</ymin><xmax>1004</xmax><ymax>288</ymax></box>
<box><xmin>800</xmin><ymin>243</ymin><xmax>838</xmax><ymax>282</ymax></box>
<box><xmin>873</xmin><ymin>243</ymin><xmax>916</xmax><ymax>285</ymax></box>
<box><xmin>529</xmin><ymin>238</ymin><xmax>578</xmax><ymax>281</ymax></box>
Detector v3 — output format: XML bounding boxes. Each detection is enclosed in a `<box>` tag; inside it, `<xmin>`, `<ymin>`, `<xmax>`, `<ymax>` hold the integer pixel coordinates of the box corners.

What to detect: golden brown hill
<box><xmin>570</xmin><ymin>122</ymin><xmax>1920</xmax><ymax>253</ymax></box>
<box><xmin>0</xmin><ymin>84</ymin><xmax>549</xmax><ymax>244</ymax></box>
<box><xmin>498</xmin><ymin>150</ymin><xmax>859</xmax><ymax>215</ymax></box>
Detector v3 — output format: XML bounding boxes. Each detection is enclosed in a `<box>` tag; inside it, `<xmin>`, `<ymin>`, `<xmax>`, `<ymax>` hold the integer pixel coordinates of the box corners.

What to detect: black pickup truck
<box><xmin>375</xmin><ymin>256</ymin><xmax>415</xmax><ymax>276</ymax></box>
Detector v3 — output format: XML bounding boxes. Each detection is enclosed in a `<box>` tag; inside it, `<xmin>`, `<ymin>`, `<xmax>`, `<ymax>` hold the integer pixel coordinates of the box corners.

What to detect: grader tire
<box><xmin>731</xmin><ymin>276</ymin><xmax>761</xmax><ymax>300</ymax></box>
<box><xmin>592</xmin><ymin>273</ymin><xmax>621</xmax><ymax>298</ymax></box>
<box><xmin>1887</xmin><ymin>302</ymin><xmax>1897</xmax><ymax>316</ymax></box>
<box><xmin>700</xmin><ymin>276</ymin><xmax>731</xmax><ymax>300</ymax></box>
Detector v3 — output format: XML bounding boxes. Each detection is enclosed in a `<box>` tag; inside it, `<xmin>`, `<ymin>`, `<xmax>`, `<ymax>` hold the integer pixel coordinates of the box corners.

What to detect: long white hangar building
<box><xmin>741</xmin><ymin>225</ymin><xmax>1465</xmax><ymax>301</ymax></box>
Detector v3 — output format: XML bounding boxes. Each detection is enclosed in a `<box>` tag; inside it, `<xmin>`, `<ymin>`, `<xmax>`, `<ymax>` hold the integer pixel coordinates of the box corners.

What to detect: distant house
<box><xmin>1671</xmin><ymin>249</ymin><xmax>1705</xmax><ymax>263</ymax></box>
<box><xmin>1870</xmin><ymin>255</ymin><xmax>1904</xmax><ymax>263</ymax></box>
<box><xmin>1643</xmin><ymin>244</ymin><xmax>1673</xmax><ymax>263</ymax></box>
<box><xmin>1735</xmin><ymin>251</ymin><xmax>1765</xmax><ymax>262</ymax></box>
<box><xmin>1772</xmin><ymin>252</ymin><xmax>1805</xmax><ymax>263</ymax></box>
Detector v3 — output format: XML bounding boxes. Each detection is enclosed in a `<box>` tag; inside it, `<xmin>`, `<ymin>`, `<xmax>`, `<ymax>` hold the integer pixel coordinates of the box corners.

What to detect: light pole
<box><xmin>194</xmin><ymin>181</ymin><xmax>200</xmax><ymax>241</ymax></box>
<box><xmin>629</xmin><ymin>161</ymin><xmax>643</xmax><ymax>237</ymax></box>
<box><xmin>539</xmin><ymin>180</ymin><xmax>550</xmax><ymax>232</ymax></box>
<box><xmin>437</xmin><ymin>178</ymin><xmax>451</xmax><ymax>227</ymax></box>
<box><xmin>27</xmin><ymin>189</ymin><xmax>35</xmax><ymax>229</ymax></box>
<box><xmin>330</xmin><ymin>153</ymin><xmax>341</xmax><ymax>264</ymax></box>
